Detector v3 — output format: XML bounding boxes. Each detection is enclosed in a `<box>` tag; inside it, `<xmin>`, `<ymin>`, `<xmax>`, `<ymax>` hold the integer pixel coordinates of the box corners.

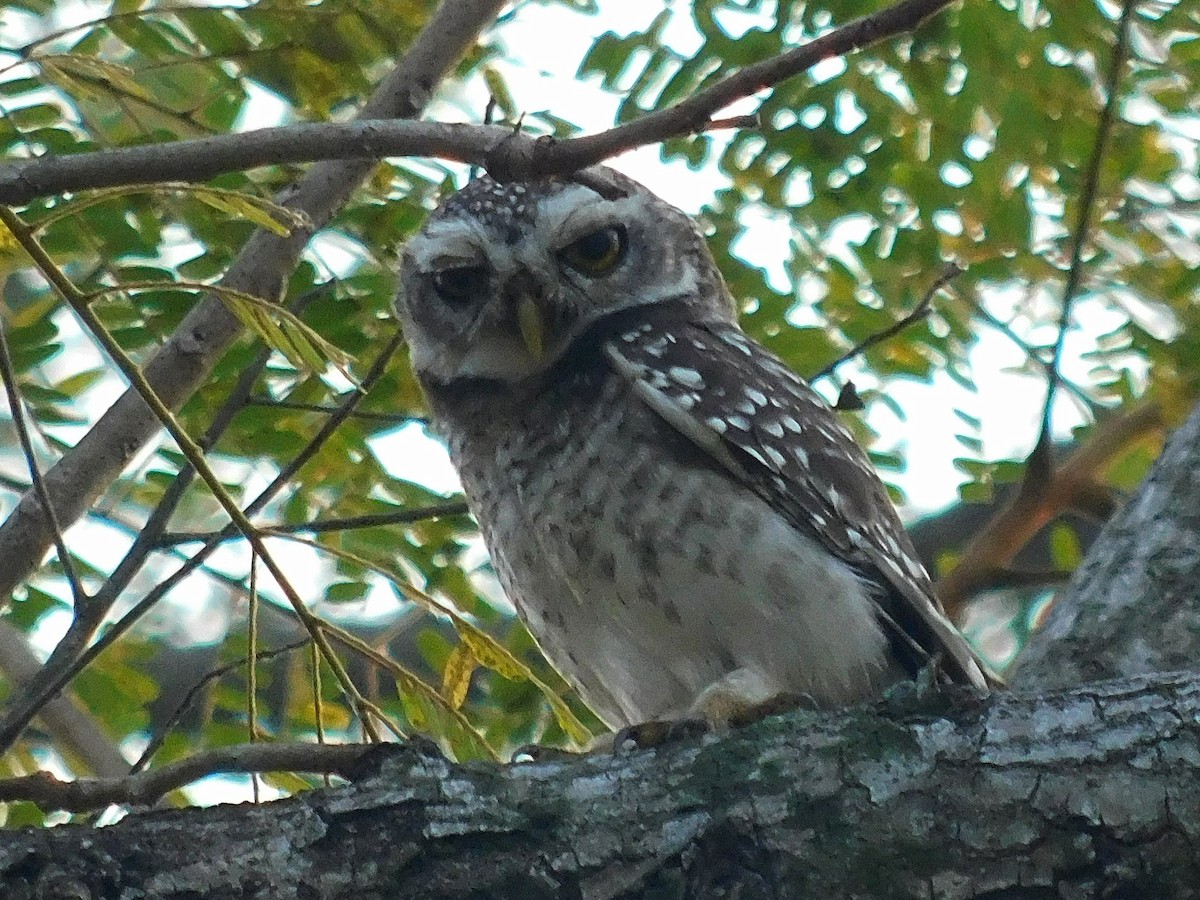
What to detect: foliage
<box><xmin>0</xmin><ymin>0</ymin><xmax>1195</xmax><ymax>826</ymax></box>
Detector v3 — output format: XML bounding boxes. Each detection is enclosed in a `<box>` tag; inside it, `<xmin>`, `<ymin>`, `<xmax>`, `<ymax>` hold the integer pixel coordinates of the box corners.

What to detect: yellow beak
<box><xmin>516</xmin><ymin>295</ymin><xmax>545</xmax><ymax>360</ymax></box>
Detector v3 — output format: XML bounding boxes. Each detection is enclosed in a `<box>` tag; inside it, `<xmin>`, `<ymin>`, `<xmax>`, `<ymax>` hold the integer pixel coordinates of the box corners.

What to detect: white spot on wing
<box><xmin>743</xmin><ymin>446</ymin><xmax>767</xmax><ymax>467</ymax></box>
<box><xmin>668</xmin><ymin>366</ymin><xmax>704</xmax><ymax>389</ymax></box>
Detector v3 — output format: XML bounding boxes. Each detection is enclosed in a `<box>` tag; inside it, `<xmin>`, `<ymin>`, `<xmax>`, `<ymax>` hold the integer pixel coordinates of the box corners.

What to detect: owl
<box><xmin>394</xmin><ymin>166</ymin><xmax>989</xmax><ymax>732</ymax></box>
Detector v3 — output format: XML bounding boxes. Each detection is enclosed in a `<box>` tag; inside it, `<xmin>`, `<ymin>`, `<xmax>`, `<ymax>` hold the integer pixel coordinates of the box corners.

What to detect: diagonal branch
<box><xmin>811</xmin><ymin>263</ymin><xmax>962</xmax><ymax>382</ymax></box>
<box><xmin>936</xmin><ymin>401</ymin><xmax>1164</xmax><ymax>619</ymax></box>
<box><xmin>0</xmin><ymin>285</ymin><xmax>325</xmax><ymax>772</ymax></box>
<box><xmin>0</xmin><ymin>316</ymin><xmax>85</xmax><ymax>605</ymax></box>
<box><xmin>0</xmin><ymin>0</ymin><xmax>509</xmax><ymax>765</ymax></box>
<box><xmin>0</xmin><ymin>206</ymin><xmax>382</xmax><ymax>747</ymax></box>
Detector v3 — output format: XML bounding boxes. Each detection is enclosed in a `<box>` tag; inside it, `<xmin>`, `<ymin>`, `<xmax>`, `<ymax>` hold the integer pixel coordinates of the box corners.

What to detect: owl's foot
<box><xmin>612</xmin><ymin>718</ymin><xmax>709</xmax><ymax>752</ymax></box>
<box><xmin>880</xmin><ymin>652</ymin><xmax>989</xmax><ymax>716</ymax></box>
<box><xmin>510</xmin><ymin>743</ymin><xmax>585</xmax><ymax>763</ymax></box>
<box><xmin>613</xmin><ymin>669</ymin><xmax>819</xmax><ymax>751</ymax></box>
<box><xmin>688</xmin><ymin>667</ymin><xmax>818</xmax><ymax>728</ymax></box>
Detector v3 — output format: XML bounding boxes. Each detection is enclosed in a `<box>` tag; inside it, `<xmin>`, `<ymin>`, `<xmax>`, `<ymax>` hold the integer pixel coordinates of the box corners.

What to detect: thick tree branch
<box><xmin>0</xmin><ymin>122</ymin><xmax>509</xmax><ymax>204</ymax></box>
<box><xmin>0</xmin><ymin>0</ymin><xmax>956</xmax><ymax>204</ymax></box>
<box><xmin>1014</xmin><ymin>397</ymin><xmax>1200</xmax><ymax>689</ymax></box>
<box><xmin>2</xmin><ymin>673</ymin><xmax>1197</xmax><ymax>897</ymax></box>
<box><xmin>935</xmin><ymin>400</ymin><xmax>1163</xmax><ymax>618</ymax></box>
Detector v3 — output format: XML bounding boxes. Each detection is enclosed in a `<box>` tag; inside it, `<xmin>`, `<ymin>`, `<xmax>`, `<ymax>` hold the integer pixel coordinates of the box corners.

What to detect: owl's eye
<box><xmin>432</xmin><ymin>266</ymin><xmax>489</xmax><ymax>304</ymax></box>
<box><xmin>558</xmin><ymin>226</ymin><xmax>627</xmax><ymax>275</ymax></box>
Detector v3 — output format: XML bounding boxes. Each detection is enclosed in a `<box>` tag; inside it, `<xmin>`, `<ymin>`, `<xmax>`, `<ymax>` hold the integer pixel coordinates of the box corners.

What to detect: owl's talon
<box><xmin>613</xmin><ymin>717</ymin><xmax>709</xmax><ymax>752</ymax></box>
<box><xmin>881</xmin><ymin>655</ymin><xmax>959</xmax><ymax>715</ymax></box>
<box><xmin>726</xmin><ymin>690</ymin><xmax>819</xmax><ymax>727</ymax></box>
<box><xmin>510</xmin><ymin>743</ymin><xmax>581</xmax><ymax>764</ymax></box>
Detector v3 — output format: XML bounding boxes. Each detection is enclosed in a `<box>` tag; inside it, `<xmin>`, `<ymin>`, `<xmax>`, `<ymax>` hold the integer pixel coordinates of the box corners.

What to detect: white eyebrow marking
<box><xmin>536</xmin><ymin>188</ymin><xmax>644</xmax><ymax>247</ymax></box>
<box><xmin>405</xmin><ymin>218</ymin><xmax>491</xmax><ymax>271</ymax></box>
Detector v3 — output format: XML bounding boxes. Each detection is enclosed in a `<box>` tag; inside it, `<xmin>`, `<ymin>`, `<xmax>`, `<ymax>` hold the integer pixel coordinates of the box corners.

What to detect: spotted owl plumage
<box><xmin>395</xmin><ymin>166</ymin><xmax>988</xmax><ymax>730</ymax></box>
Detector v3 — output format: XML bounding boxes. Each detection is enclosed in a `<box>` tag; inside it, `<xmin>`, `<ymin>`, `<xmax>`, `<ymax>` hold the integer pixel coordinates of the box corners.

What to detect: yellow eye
<box><xmin>558</xmin><ymin>226</ymin><xmax>627</xmax><ymax>275</ymax></box>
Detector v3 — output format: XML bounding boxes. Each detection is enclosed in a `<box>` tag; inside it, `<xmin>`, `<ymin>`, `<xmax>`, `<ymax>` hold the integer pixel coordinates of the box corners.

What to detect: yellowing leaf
<box><xmin>291</xmin><ymin>537</ymin><xmax>595</xmax><ymax>748</ymax></box>
<box><xmin>0</xmin><ymin>221</ymin><xmax>20</xmax><ymax>255</ymax></box>
<box><xmin>39</xmin><ymin>53</ymin><xmax>155</xmax><ymax>103</ymax></box>
<box><xmin>192</xmin><ymin>187</ymin><xmax>309</xmax><ymax>238</ymax></box>
<box><xmin>455</xmin><ymin>625</ymin><xmax>525</xmax><ymax>682</ymax></box>
<box><xmin>85</xmin><ymin>280</ymin><xmax>354</xmax><ymax>382</ymax></box>
<box><xmin>441</xmin><ymin>643</ymin><xmax>476</xmax><ymax>710</ymax></box>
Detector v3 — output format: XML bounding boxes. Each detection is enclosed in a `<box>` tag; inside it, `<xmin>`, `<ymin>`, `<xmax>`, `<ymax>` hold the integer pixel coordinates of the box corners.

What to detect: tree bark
<box><xmin>2</xmin><ymin>673</ymin><xmax>1197</xmax><ymax>899</ymax></box>
<box><xmin>1013</xmin><ymin>399</ymin><xmax>1200</xmax><ymax>691</ymax></box>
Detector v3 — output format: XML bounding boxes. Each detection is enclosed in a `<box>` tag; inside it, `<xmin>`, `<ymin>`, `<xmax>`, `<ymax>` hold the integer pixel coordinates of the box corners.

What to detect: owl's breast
<box><xmin>428</xmin><ymin>359</ymin><xmax>891</xmax><ymax>728</ymax></box>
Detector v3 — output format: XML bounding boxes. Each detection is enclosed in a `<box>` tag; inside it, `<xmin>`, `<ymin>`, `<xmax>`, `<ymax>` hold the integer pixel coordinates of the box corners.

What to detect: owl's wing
<box><xmin>603</xmin><ymin>314</ymin><xmax>990</xmax><ymax>691</ymax></box>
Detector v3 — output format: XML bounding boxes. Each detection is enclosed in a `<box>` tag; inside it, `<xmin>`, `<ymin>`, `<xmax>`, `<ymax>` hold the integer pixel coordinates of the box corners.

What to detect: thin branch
<box><xmin>512</xmin><ymin>0</ymin><xmax>956</xmax><ymax>180</ymax></box>
<box><xmin>987</xmin><ymin>567</ymin><xmax>1074</xmax><ymax>591</ymax></box>
<box><xmin>132</xmin><ymin>640</ymin><xmax>310</xmax><ymax>774</ymax></box>
<box><xmin>0</xmin><ymin>0</ymin><xmax>957</xmax><ymax>204</ymax></box>
<box><xmin>0</xmin><ymin>205</ymin><xmax>380</xmax><ymax>747</ymax></box>
<box><xmin>0</xmin><ymin>741</ymin><xmax>382</xmax><ymax>812</ymax></box>
<box><xmin>973</xmin><ymin>304</ymin><xmax>1096</xmax><ymax>416</ymax></box>
<box><xmin>0</xmin><ymin>275</ymin><xmax>321</xmax><ymax>764</ymax></box>
<box><xmin>0</xmin><ymin>0</ymin><xmax>507</xmax><ymax>761</ymax></box>
<box><xmin>0</xmin><ymin>316</ymin><xmax>85</xmax><ymax>606</ymax></box>
<box><xmin>155</xmin><ymin>501</ymin><xmax>471</xmax><ymax>548</ymax></box>
<box><xmin>1034</xmin><ymin>0</ymin><xmax>1135</xmax><ymax>464</ymax></box>
<box><xmin>245</xmin><ymin>396</ymin><xmax>423</xmax><ymax>425</ymax></box>
<box><xmin>21</xmin><ymin>328</ymin><xmax>410</xmax><ymax>755</ymax></box>
<box><xmin>812</xmin><ymin>262</ymin><xmax>962</xmax><ymax>382</ymax></box>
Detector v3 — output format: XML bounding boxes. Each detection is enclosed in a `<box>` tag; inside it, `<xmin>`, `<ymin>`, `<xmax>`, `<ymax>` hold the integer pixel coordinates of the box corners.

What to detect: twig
<box><xmin>0</xmin><ymin>0</ymin><xmax>506</xmax><ymax>758</ymax></box>
<box><xmin>1034</xmin><ymin>0</ymin><xmax>1135</xmax><ymax>467</ymax></box>
<box><xmin>245</xmin><ymin>396</ymin><xmax>423</xmax><ymax>425</ymax></box>
<box><xmin>973</xmin><ymin>305</ymin><xmax>1096</xmax><ymax>416</ymax></box>
<box><xmin>0</xmin><ymin>205</ymin><xmax>380</xmax><ymax>746</ymax></box>
<box><xmin>987</xmin><ymin>568</ymin><xmax>1074</xmax><ymax>591</ymax></box>
<box><xmin>0</xmin><ymin>285</ymin><xmax>324</xmax><ymax>760</ymax></box>
<box><xmin>0</xmin><ymin>316</ymin><xmax>86</xmax><ymax>606</ymax></box>
<box><xmin>132</xmin><ymin>639</ymin><xmax>310</xmax><ymax>774</ymax></box>
<box><xmin>0</xmin><ymin>742</ymin><xmax>383</xmax><ymax>812</ymax></box>
<box><xmin>33</xmin><ymin>327</ymin><xmax>409</xmax><ymax>750</ymax></box>
<box><xmin>812</xmin><ymin>263</ymin><xmax>963</xmax><ymax>381</ymax></box>
<box><xmin>0</xmin><ymin>0</ymin><xmax>957</xmax><ymax>203</ymax></box>
<box><xmin>155</xmin><ymin>501</ymin><xmax>471</xmax><ymax>548</ymax></box>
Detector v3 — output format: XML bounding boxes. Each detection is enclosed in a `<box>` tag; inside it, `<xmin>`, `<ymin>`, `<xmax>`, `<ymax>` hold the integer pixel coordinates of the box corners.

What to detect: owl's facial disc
<box><xmin>396</xmin><ymin>171</ymin><xmax>718</xmax><ymax>386</ymax></box>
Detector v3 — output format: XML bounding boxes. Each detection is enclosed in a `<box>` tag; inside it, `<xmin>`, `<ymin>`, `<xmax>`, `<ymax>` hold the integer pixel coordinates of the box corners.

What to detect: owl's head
<box><xmin>395</xmin><ymin>166</ymin><xmax>732</xmax><ymax>386</ymax></box>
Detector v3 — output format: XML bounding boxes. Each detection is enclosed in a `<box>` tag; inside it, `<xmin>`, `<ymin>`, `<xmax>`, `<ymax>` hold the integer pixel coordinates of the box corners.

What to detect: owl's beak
<box><xmin>515</xmin><ymin>294</ymin><xmax>546</xmax><ymax>360</ymax></box>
